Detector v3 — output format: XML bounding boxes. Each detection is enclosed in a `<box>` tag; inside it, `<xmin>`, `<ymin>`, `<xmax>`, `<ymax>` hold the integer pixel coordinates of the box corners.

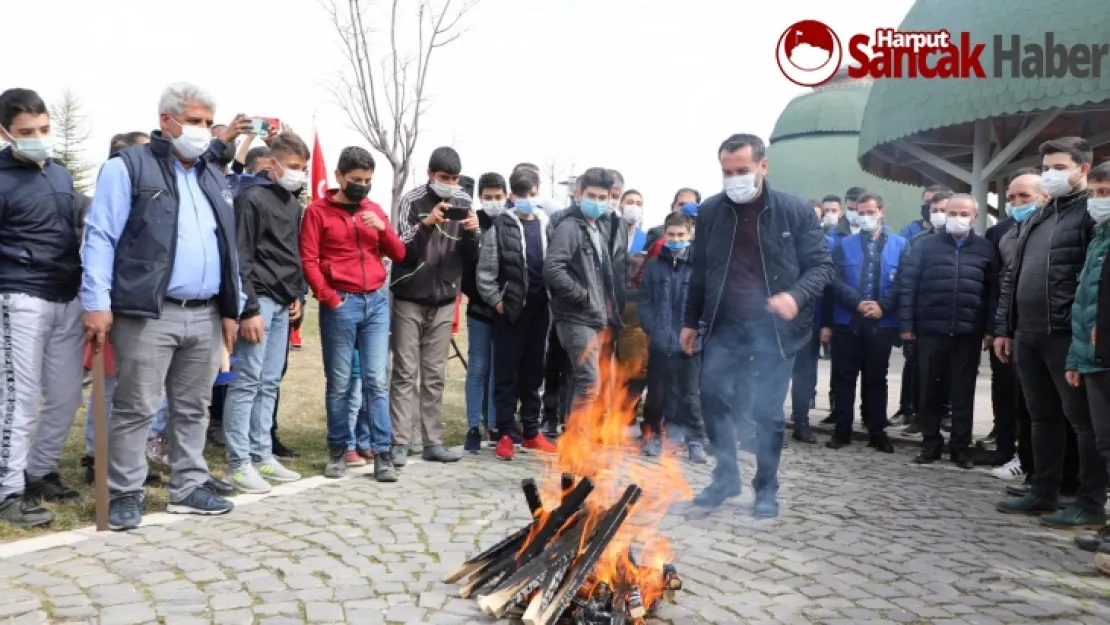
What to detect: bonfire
<box><xmin>444</xmin><ymin>338</ymin><xmax>691</xmax><ymax>623</ymax></box>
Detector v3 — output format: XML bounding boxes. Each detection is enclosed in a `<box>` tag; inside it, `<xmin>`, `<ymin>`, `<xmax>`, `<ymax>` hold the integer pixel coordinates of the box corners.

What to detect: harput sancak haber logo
<box><xmin>776</xmin><ymin>20</ymin><xmax>843</xmax><ymax>87</ymax></box>
<box><xmin>776</xmin><ymin>21</ymin><xmax>1110</xmax><ymax>85</ymax></box>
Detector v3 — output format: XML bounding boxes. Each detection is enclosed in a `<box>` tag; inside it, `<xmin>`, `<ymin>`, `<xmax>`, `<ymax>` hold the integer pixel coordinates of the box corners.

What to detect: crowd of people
<box><xmin>3</xmin><ymin>82</ymin><xmax>1110</xmax><ymax>574</ymax></box>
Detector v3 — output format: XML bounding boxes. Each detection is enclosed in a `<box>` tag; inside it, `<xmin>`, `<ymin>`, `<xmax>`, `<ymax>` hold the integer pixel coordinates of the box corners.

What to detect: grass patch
<box><xmin>0</xmin><ymin>300</ymin><xmax>470</xmax><ymax>543</ymax></box>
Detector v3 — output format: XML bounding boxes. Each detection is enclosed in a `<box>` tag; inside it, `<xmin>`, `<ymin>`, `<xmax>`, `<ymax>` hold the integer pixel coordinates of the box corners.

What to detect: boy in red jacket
<box><xmin>300</xmin><ymin>146</ymin><xmax>406</xmax><ymax>482</ymax></box>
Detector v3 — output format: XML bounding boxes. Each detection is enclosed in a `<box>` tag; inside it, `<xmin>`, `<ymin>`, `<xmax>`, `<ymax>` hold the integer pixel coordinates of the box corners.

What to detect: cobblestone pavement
<box><xmin>2</xmin><ymin>442</ymin><xmax>1110</xmax><ymax>625</ymax></box>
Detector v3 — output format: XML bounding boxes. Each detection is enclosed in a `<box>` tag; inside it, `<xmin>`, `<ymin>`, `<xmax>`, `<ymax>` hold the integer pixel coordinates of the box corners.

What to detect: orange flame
<box><xmin>534</xmin><ymin>329</ymin><xmax>693</xmax><ymax>611</ymax></box>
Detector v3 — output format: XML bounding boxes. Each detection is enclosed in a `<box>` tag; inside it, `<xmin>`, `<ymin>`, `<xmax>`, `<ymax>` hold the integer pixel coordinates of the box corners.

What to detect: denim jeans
<box><xmin>465</xmin><ymin>316</ymin><xmax>496</xmax><ymax>430</ymax></box>
<box><xmin>222</xmin><ymin>297</ymin><xmax>290</xmax><ymax>466</ymax></box>
<box><xmin>84</xmin><ymin>374</ymin><xmax>168</xmax><ymax>455</ymax></box>
<box><xmin>348</xmin><ymin>348</ymin><xmax>370</xmax><ymax>451</ymax></box>
<box><xmin>701</xmin><ymin>318</ymin><xmax>795</xmax><ymax>496</ymax></box>
<box><xmin>320</xmin><ymin>290</ymin><xmax>391</xmax><ymax>453</ymax></box>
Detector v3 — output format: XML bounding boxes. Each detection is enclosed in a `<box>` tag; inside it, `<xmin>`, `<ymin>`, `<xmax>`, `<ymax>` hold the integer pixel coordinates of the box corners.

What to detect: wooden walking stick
<box><xmin>91</xmin><ymin>346</ymin><xmax>110</xmax><ymax>531</ymax></box>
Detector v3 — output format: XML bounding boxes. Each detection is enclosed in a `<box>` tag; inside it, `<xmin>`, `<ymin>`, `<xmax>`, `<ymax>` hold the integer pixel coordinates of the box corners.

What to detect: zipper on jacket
<box><xmin>353</xmin><ymin>215</ymin><xmax>368</xmax><ymax>291</ymax></box>
<box><xmin>756</xmin><ymin>207</ymin><xmax>787</xmax><ymax>358</ymax></box>
<box><xmin>1046</xmin><ymin>208</ymin><xmax>1058</xmax><ymax>334</ymax></box>
<box><xmin>706</xmin><ymin>209</ymin><xmax>735</xmax><ymax>342</ymax></box>
<box><xmin>156</xmin><ymin>158</ymin><xmax>182</xmax><ymax>315</ymax></box>
<box><xmin>950</xmin><ymin>239</ymin><xmax>959</xmax><ymax>335</ymax></box>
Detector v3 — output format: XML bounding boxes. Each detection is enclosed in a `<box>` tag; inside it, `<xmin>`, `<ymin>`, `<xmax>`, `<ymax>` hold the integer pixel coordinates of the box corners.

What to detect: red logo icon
<box><xmin>776</xmin><ymin>20</ymin><xmax>843</xmax><ymax>87</ymax></box>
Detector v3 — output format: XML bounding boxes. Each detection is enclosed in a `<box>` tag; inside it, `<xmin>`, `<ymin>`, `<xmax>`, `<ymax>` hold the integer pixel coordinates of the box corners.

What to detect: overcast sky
<box><xmin>7</xmin><ymin>0</ymin><xmax>914</xmax><ymax>226</ymax></box>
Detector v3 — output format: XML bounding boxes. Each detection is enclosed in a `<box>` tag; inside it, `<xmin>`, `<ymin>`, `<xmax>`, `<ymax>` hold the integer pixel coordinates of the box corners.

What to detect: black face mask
<box><xmin>344</xmin><ymin>182</ymin><xmax>370</xmax><ymax>203</ymax></box>
<box><xmin>920</xmin><ymin>202</ymin><xmax>931</xmax><ymax>221</ymax></box>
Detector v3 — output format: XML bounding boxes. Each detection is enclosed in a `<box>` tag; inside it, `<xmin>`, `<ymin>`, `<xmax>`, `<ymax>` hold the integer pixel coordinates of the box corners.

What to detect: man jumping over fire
<box><xmin>681</xmin><ymin>133</ymin><xmax>833</xmax><ymax>518</ymax></box>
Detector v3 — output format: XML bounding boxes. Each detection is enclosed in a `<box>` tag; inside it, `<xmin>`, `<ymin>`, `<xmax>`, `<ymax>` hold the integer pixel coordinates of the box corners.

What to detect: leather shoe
<box><xmin>870</xmin><ymin>435</ymin><xmax>894</xmax><ymax>454</ymax></box>
<box><xmin>951</xmin><ymin>450</ymin><xmax>975</xmax><ymax>470</ymax></box>
<box><xmin>1005</xmin><ymin>483</ymin><xmax>1031</xmax><ymax>497</ymax></box>
<box><xmin>792</xmin><ymin>428</ymin><xmax>817</xmax><ymax>444</ymax></box>
<box><xmin>913</xmin><ymin>452</ymin><xmax>941</xmax><ymax>465</ymax></box>
<box><xmin>825</xmin><ymin>436</ymin><xmax>851</xmax><ymax>450</ymax></box>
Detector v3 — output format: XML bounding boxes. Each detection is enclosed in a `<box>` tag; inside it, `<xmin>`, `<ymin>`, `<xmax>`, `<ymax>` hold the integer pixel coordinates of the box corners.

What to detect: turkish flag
<box><xmin>310</xmin><ymin>134</ymin><xmax>328</xmax><ymax>202</ymax></box>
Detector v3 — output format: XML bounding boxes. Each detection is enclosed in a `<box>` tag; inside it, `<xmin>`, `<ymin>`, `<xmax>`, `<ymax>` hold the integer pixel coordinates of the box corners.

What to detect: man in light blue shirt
<box><xmin>82</xmin><ymin>82</ymin><xmax>247</xmax><ymax>531</ymax></box>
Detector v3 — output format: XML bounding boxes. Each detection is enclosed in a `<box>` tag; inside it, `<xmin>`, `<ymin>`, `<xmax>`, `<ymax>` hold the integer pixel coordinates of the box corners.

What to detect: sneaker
<box><xmin>752</xmin><ymin>491</ymin><xmax>779</xmax><ymax>519</ymax></box>
<box><xmin>889</xmin><ymin>408</ymin><xmax>914</xmax><ymax>428</ymax></box>
<box><xmin>374</xmin><ymin>452</ymin><xmax>398</xmax><ymax>482</ymax></box>
<box><xmin>792</xmin><ymin>427</ymin><xmax>817</xmax><ymax>444</ymax></box>
<box><xmin>206</xmin><ymin>425</ymin><xmax>226</xmax><ymax>447</ymax></box>
<box><xmin>24</xmin><ymin>472</ymin><xmax>82</xmax><ymax>504</ymax></box>
<box><xmin>1041</xmin><ymin>505</ymin><xmax>1107</xmax><ymax>530</ymax></box>
<box><xmin>1076</xmin><ymin>525</ymin><xmax>1110</xmax><ymax>552</ymax></box>
<box><xmin>0</xmin><ymin>494</ymin><xmax>54</xmax><ymax>528</ymax></box>
<box><xmin>146</xmin><ymin>436</ymin><xmax>168</xmax><ymax>466</ymax></box>
<box><xmin>902</xmin><ymin>422</ymin><xmax>922</xmax><ymax>437</ymax></box>
<box><xmin>391</xmin><ymin>444</ymin><xmax>409</xmax><ymax>468</ymax></box>
<box><xmin>167</xmin><ymin>488</ymin><xmax>234</xmax><ymax>516</ymax></box>
<box><xmin>495</xmin><ymin>435</ymin><xmax>515</xmax><ymax>461</ymax></box>
<box><xmin>642</xmin><ymin>436</ymin><xmax>662</xmax><ymax>457</ymax></box>
<box><xmin>941</xmin><ymin>415</ymin><xmax>953</xmax><ymax>432</ymax></box>
<box><xmin>422</xmin><ymin>445</ymin><xmax>462</xmax><ymax>462</ymax></box>
<box><xmin>106</xmin><ymin>494</ymin><xmax>141</xmax><ymax>531</ymax></box>
<box><xmin>203</xmin><ymin>477</ymin><xmax>236</xmax><ymax>496</ymax></box>
<box><xmin>464</xmin><ymin>428</ymin><xmax>482</xmax><ymax>453</ymax></box>
<box><xmin>688</xmin><ymin>441</ymin><xmax>709</xmax><ymax>464</ymax></box>
<box><xmin>522</xmin><ymin>434</ymin><xmax>558</xmax><ymax>454</ymax></box>
<box><xmin>819</xmin><ymin>415</ymin><xmax>837</xmax><ymax>425</ymax></box>
<box><xmin>357</xmin><ymin>448</ymin><xmax>373</xmax><ymax>461</ymax></box>
<box><xmin>345</xmin><ymin>450</ymin><xmax>367</xmax><ymax>467</ymax></box>
<box><xmin>324</xmin><ymin>447</ymin><xmax>347</xmax><ymax>479</ymax></box>
<box><xmin>272</xmin><ymin>436</ymin><xmax>299</xmax><ymax>459</ymax></box>
<box><xmin>255</xmin><ymin>458</ymin><xmax>301</xmax><ymax>483</ymax></box>
<box><xmin>227</xmin><ymin>463</ymin><xmax>272</xmax><ymax>494</ymax></box>
<box><xmin>991</xmin><ymin>455</ymin><xmax>1023</xmax><ymax>480</ymax></box>
<box><xmin>691</xmin><ymin>481</ymin><xmax>741</xmax><ymax>508</ymax></box>
<box><xmin>542</xmin><ymin>420</ymin><xmax>561</xmax><ymax>439</ymax></box>
<box><xmin>997</xmin><ymin>493</ymin><xmax>1057</xmax><ymax>516</ymax></box>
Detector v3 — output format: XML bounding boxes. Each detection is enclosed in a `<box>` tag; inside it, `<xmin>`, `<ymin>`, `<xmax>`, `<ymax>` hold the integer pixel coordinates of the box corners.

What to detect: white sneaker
<box><xmin>254</xmin><ymin>458</ymin><xmax>301</xmax><ymax>483</ymax></box>
<box><xmin>991</xmin><ymin>455</ymin><xmax>1023</xmax><ymax>480</ymax></box>
<box><xmin>228</xmin><ymin>462</ymin><xmax>272</xmax><ymax>494</ymax></box>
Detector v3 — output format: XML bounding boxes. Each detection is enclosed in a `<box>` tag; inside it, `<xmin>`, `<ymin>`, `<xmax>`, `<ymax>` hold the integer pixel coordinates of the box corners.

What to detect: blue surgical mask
<box><xmin>1011</xmin><ymin>202</ymin><xmax>1037</xmax><ymax>223</ymax></box>
<box><xmin>581</xmin><ymin>198</ymin><xmax>607</xmax><ymax>219</ymax></box>
<box><xmin>664</xmin><ymin>240</ymin><xmax>690</xmax><ymax>252</ymax></box>
<box><xmin>514</xmin><ymin>198</ymin><xmax>535</xmax><ymax>215</ymax></box>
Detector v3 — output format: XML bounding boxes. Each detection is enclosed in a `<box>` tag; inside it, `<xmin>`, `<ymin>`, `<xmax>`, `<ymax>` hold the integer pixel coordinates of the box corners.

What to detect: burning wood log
<box><xmin>477</xmin><ymin>515</ymin><xmax>588</xmax><ymax>617</ymax></box>
<box><xmin>523</xmin><ymin>478</ymin><xmax>543</xmax><ymax>516</ymax></box>
<box><xmin>525</xmin><ymin>484</ymin><xmax>643</xmax><ymax>625</ymax></box>
<box><xmin>444</xmin><ymin>477</ymin><xmax>544</xmax><ymax>585</ymax></box>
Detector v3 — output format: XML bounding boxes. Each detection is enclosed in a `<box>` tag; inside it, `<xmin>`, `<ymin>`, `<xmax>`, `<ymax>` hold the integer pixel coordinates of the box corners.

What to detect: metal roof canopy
<box><xmin>856</xmin><ymin>0</ymin><xmax>1110</xmax><ymax>228</ymax></box>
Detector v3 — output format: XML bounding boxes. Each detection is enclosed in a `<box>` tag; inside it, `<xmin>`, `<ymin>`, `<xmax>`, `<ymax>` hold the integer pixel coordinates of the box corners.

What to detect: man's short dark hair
<box><xmin>509</xmin><ymin>169</ymin><xmax>540</xmax><ymax>197</ymax></box>
<box><xmin>855</xmin><ymin>192</ymin><xmax>884</xmax><ymax>209</ymax></box>
<box><xmin>672</xmin><ymin>187</ymin><xmax>701</xmax><ymax>206</ymax></box>
<box><xmin>930</xmin><ymin>190</ymin><xmax>955</xmax><ymax>204</ymax></box>
<box><xmin>108</xmin><ymin>131</ymin><xmax>149</xmax><ymax>157</ymax></box>
<box><xmin>821</xmin><ymin>194</ymin><xmax>842</xmax><ymax>205</ymax></box>
<box><xmin>269</xmin><ymin>133</ymin><xmax>311</xmax><ymax>160</ymax></box>
<box><xmin>844</xmin><ymin>186</ymin><xmax>867</xmax><ymax>202</ymax></box>
<box><xmin>478</xmin><ymin>172</ymin><xmax>506</xmax><ymax>195</ymax></box>
<box><xmin>1090</xmin><ymin>161</ymin><xmax>1110</xmax><ymax>184</ymax></box>
<box><xmin>717</xmin><ymin>133</ymin><xmax>766</xmax><ymax>161</ymax></box>
<box><xmin>428</xmin><ymin>146</ymin><xmax>462</xmax><ymax>175</ymax></box>
<box><xmin>1039</xmin><ymin>136</ymin><xmax>1093</xmax><ymax>166</ymax></box>
<box><xmin>608</xmin><ymin>169</ymin><xmax>624</xmax><ymax>187</ymax></box>
<box><xmin>245</xmin><ymin>146</ymin><xmax>271</xmax><ymax>171</ymax></box>
<box><xmin>924</xmin><ymin>184</ymin><xmax>949</xmax><ymax>196</ymax></box>
<box><xmin>576</xmin><ymin>167</ymin><xmax>615</xmax><ymax>192</ymax></box>
<box><xmin>337</xmin><ymin>146</ymin><xmax>376</xmax><ymax>173</ymax></box>
<box><xmin>512</xmin><ymin>162</ymin><xmax>540</xmax><ymax>175</ymax></box>
<box><xmin>664</xmin><ymin>211</ymin><xmax>693</xmax><ymax>230</ymax></box>
<box><xmin>0</xmin><ymin>88</ymin><xmax>48</xmax><ymax>129</ymax></box>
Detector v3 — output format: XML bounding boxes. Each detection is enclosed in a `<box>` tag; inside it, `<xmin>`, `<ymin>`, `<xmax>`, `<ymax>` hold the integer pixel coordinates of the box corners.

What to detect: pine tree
<box><xmin>50</xmin><ymin>88</ymin><xmax>94</xmax><ymax>194</ymax></box>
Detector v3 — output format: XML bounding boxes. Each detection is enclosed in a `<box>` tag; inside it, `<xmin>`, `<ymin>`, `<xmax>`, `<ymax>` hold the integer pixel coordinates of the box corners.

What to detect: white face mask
<box><xmin>273</xmin><ymin>160</ymin><xmax>306</xmax><ymax>192</ymax></box>
<box><xmin>482</xmin><ymin>200</ymin><xmax>505</xmax><ymax>218</ymax></box>
<box><xmin>2</xmin><ymin>127</ymin><xmax>54</xmax><ymax>162</ymax></box>
<box><xmin>169</xmin><ymin>118</ymin><xmax>211</xmax><ymax>160</ymax></box>
<box><xmin>621</xmin><ymin>205</ymin><xmax>643</xmax><ymax>225</ymax></box>
<box><xmin>946</xmin><ymin>215</ymin><xmax>972</xmax><ymax>236</ymax></box>
<box><xmin>1087</xmin><ymin>198</ymin><xmax>1110</xmax><ymax>223</ymax></box>
<box><xmin>821</xmin><ymin>213</ymin><xmax>839</xmax><ymax>228</ymax></box>
<box><xmin>609</xmin><ymin>198</ymin><xmax>620</xmax><ymax>212</ymax></box>
<box><xmin>724</xmin><ymin>174</ymin><xmax>759</xmax><ymax>204</ymax></box>
<box><xmin>857</xmin><ymin>215</ymin><xmax>880</xmax><ymax>232</ymax></box>
<box><xmin>845</xmin><ymin>209</ymin><xmax>859</xmax><ymax>225</ymax></box>
<box><xmin>929</xmin><ymin>211</ymin><xmax>948</xmax><ymax>228</ymax></box>
<box><xmin>430</xmin><ymin>180</ymin><xmax>456</xmax><ymax>199</ymax></box>
<box><xmin>1041</xmin><ymin>168</ymin><xmax>1076</xmax><ymax>198</ymax></box>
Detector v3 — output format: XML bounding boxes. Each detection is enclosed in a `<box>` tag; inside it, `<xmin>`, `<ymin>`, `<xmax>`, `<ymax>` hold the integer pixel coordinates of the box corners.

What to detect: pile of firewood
<box><xmin>444</xmin><ymin>476</ymin><xmax>682</xmax><ymax>624</ymax></box>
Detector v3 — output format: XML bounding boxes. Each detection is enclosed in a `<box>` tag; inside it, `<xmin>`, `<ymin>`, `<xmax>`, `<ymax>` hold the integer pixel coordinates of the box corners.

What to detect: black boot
<box><xmin>24</xmin><ymin>472</ymin><xmax>81</xmax><ymax>504</ymax></box>
<box><xmin>272</xmin><ymin>436</ymin><xmax>299</xmax><ymax>459</ymax></box>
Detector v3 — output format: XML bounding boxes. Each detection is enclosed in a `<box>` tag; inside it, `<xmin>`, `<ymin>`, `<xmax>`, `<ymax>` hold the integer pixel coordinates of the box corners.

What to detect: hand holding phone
<box><xmin>442</xmin><ymin>204</ymin><xmax>470</xmax><ymax>221</ymax></box>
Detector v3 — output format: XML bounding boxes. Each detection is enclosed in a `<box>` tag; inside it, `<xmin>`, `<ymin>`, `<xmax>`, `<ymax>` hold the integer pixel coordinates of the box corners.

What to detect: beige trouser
<box><xmin>390</xmin><ymin>299</ymin><xmax>455</xmax><ymax>447</ymax></box>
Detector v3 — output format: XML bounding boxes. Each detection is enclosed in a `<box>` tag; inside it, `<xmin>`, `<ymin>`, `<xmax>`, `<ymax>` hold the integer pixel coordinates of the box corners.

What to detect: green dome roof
<box><xmin>771</xmin><ymin>85</ymin><xmax>870</xmax><ymax>141</ymax></box>
<box><xmin>858</xmin><ymin>0</ymin><xmax>1110</xmax><ymax>159</ymax></box>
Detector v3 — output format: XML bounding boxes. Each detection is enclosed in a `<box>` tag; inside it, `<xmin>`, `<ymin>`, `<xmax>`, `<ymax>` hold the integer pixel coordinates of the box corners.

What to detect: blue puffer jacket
<box><xmin>641</xmin><ymin>244</ymin><xmax>695</xmax><ymax>356</ymax></box>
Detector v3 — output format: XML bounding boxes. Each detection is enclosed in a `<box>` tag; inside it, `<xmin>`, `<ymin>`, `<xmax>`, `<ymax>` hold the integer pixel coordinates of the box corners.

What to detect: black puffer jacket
<box><xmin>898</xmin><ymin>230</ymin><xmax>1000</xmax><ymax>336</ymax></box>
<box><xmin>549</xmin><ymin>205</ymin><xmax>627</xmax><ymax>313</ymax></box>
<box><xmin>995</xmin><ymin>189</ymin><xmax>1092</xmax><ymax>337</ymax></box>
<box><xmin>461</xmin><ymin>209</ymin><xmax>495</xmax><ymax>321</ymax></box>
<box><xmin>683</xmin><ymin>182</ymin><xmax>834</xmax><ymax>357</ymax></box>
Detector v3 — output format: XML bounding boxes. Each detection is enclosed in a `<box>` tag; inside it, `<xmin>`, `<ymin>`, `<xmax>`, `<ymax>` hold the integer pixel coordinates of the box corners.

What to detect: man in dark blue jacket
<box><xmin>899</xmin><ymin>194</ymin><xmax>999</xmax><ymax>470</ymax></box>
<box><xmin>0</xmin><ymin>88</ymin><xmax>85</xmax><ymax>528</ymax></box>
<box><xmin>82</xmin><ymin>82</ymin><xmax>247</xmax><ymax>531</ymax></box>
<box><xmin>824</xmin><ymin>194</ymin><xmax>907</xmax><ymax>454</ymax></box>
<box><xmin>898</xmin><ymin>185</ymin><xmax>951</xmax><ymax>240</ymax></box>
<box><xmin>681</xmin><ymin>134</ymin><xmax>833</xmax><ymax>517</ymax></box>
